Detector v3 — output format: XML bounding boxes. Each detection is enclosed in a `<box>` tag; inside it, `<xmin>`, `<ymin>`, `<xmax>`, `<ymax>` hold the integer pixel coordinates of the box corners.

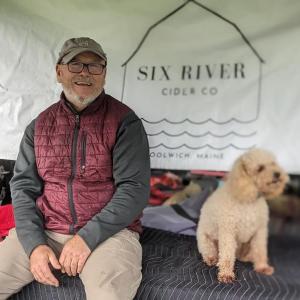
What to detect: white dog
<box><xmin>196</xmin><ymin>148</ymin><xmax>289</xmax><ymax>283</ymax></box>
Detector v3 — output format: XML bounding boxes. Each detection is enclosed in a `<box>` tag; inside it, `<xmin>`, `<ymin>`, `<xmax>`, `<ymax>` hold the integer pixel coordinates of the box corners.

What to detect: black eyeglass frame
<box><xmin>62</xmin><ymin>61</ymin><xmax>107</xmax><ymax>75</ymax></box>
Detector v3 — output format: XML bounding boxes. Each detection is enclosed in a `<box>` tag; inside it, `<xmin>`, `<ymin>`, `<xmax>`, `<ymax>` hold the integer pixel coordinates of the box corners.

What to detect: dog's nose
<box><xmin>273</xmin><ymin>172</ymin><xmax>281</xmax><ymax>179</ymax></box>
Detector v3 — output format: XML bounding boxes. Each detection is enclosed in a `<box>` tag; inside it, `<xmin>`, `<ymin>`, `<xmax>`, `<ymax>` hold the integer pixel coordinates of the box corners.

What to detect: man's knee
<box><xmin>0</xmin><ymin>229</ymin><xmax>33</xmax><ymax>296</ymax></box>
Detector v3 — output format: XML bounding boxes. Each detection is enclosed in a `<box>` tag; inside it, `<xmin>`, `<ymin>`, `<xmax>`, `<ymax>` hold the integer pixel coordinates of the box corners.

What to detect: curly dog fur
<box><xmin>196</xmin><ymin>148</ymin><xmax>289</xmax><ymax>283</ymax></box>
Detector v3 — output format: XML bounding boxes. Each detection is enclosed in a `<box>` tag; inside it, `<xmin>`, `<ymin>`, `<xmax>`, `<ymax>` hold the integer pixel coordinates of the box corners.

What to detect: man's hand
<box><xmin>30</xmin><ymin>245</ymin><xmax>61</xmax><ymax>287</ymax></box>
<box><xmin>59</xmin><ymin>235</ymin><xmax>91</xmax><ymax>276</ymax></box>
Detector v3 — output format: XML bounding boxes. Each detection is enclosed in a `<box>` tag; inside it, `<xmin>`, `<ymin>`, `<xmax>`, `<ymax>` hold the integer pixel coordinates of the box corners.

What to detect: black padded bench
<box><xmin>10</xmin><ymin>227</ymin><xmax>300</xmax><ymax>300</ymax></box>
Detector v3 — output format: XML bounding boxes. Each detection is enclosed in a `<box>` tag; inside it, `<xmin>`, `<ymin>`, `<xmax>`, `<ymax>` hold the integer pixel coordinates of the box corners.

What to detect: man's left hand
<box><xmin>59</xmin><ymin>235</ymin><xmax>91</xmax><ymax>276</ymax></box>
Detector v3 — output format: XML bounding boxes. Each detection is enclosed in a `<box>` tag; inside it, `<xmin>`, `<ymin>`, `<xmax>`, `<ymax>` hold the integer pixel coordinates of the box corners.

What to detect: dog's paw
<box><xmin>204</xmin><ymin>256</ymin><xmax>218</xmax><ymax>266</ymax></box>
<box><xmin>218</xmin><ymin>272</ymin><xmax>235</xmax><ymax>283</ymax></box>
<box><xmin>255</xmin><ymin>265</ymin><xmax>274</xmax><ymax>275</ymax></box>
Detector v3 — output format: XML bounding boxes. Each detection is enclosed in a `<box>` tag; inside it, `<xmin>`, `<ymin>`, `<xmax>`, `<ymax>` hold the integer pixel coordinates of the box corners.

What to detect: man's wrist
<box><xmin>28</xmin><ymin>243</ymin><xmax>48</xmax><ymax>258</ymax></box>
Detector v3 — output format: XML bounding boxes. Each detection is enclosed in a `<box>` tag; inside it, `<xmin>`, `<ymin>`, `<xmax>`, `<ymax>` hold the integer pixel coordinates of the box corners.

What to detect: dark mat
<box><xmin>10</xmin><ymin>272</ymin><xmax>85</xmax><ymax>300</ymax></box>
<box><xmin>10</xmin><ymin>227</ymin><xmax>300</xmax><ymax>300</ymax></box>
<box><xmin>135</xmin><ymin>227</ymin><xmax>300</xmax><ymax>300</ymax></box>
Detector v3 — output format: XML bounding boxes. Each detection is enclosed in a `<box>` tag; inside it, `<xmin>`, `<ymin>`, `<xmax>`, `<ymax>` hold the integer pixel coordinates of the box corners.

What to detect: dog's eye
<box><xmin>257</xmin><ymin>165</ymin><xmax>265</xmax><ymax>173</ymax></box>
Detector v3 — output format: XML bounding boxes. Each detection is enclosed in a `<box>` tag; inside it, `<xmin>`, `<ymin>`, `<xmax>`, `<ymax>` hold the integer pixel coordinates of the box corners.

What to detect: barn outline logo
<box><xmin>120</xmin><ymin>0</ymin><xmax>264</xmax><ymax>169</ymax></box>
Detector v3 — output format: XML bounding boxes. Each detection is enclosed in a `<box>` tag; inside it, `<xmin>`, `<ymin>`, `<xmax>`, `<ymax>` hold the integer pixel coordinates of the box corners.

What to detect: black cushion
<box><xmin>10</xmin><ymin>227</ymin><xmax>300</xmax><ymax>300</ymax></box>
<box><xmin>10</xmin><ymin>272</ymin><xmax>85</xmax><ymax>300</ymax></box>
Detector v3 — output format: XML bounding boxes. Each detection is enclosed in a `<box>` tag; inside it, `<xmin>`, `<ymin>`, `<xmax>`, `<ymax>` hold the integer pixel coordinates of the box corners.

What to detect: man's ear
<box><xmin>56</xmin><ymin>64</ymin><xmax>63</xmax><ymax>83</ymax></box>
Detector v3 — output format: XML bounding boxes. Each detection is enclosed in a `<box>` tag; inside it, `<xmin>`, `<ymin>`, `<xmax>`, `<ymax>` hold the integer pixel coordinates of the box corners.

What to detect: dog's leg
<box><xmin>250</xmin><ymin>226</ymin><xmax>274</xmax><ymax>275</ymax></box>
<box><xmin>198</xmin><ymin>232</ymin><xmax>218</xmax><ymax>266</ymax></box>
<box><xmin>217</xmin><ymin>227</ymin><xmax>237</xmax><ymax>283</ymax></box>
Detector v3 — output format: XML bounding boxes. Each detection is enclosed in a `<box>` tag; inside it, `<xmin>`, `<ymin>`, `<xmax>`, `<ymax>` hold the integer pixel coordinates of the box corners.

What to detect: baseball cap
<box><xmin>57</xmin><ymin>37</ymin><xmax>107</xmax><ymax>64</ymax></box>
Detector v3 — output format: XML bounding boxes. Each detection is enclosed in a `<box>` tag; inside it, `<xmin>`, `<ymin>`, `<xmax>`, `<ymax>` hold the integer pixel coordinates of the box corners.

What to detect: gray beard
<box><xmin>63</xmin><ymin>88</ymin><xmax>100</xmax><ymax>108</ymax></box>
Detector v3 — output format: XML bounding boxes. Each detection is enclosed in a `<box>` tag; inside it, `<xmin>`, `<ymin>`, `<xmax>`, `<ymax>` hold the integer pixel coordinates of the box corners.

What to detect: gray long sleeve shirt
<box><xmin>10</xmin><ymin>108</ymin><xmax>150</xmax><ymax>257</ymax></box>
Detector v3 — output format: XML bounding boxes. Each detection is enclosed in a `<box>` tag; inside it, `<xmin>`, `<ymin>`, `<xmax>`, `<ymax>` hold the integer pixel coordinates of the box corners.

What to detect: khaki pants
<box><xmin>0</xmin><ymin>228</ymin><xmax>142</xmax><ymax>300</ymax></box>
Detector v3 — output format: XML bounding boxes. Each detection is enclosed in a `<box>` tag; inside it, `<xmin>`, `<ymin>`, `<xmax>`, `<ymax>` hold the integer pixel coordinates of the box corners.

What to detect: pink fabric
<box><xmin>0</xmin><ymin>204</ymin><xmax>15</xmax><ymax>238</ymax></box>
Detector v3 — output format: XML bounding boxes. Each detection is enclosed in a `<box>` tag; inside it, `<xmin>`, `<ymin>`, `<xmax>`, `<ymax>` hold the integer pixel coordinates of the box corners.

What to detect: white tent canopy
<box><xmin>1</xmin><ymin>0</ymin><xmax>300</xmax><ymax>173</ymax></box>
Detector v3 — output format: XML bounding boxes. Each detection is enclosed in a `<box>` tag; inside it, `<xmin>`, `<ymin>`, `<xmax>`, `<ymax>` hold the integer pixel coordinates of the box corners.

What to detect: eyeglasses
<box><xmin>65</xmin><ymin>61</ymin><xmax>106</xmax><ymax>75</ymax></box>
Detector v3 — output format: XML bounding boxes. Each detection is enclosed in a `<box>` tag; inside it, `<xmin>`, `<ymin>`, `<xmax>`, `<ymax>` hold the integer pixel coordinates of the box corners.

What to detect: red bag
<box><xmin>0</xmin><ymin>204</ymin><xmax>15</xmax><ymax>239</ymax></box>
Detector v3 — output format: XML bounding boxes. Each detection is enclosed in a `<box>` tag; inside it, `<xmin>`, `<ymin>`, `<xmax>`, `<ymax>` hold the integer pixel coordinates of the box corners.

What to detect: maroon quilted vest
<box><xmin>34</xmin><ymin>92</ymin><xmax>142</xmax><ymax>234</ymax></box>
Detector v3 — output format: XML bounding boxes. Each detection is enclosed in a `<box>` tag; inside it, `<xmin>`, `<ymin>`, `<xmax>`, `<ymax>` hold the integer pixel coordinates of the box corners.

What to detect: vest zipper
<box><xmin>67</xmin><ymin>114</ymin><xmax>80</xmax><ymax>234</ymax></box>
<box><xmin>81</xmin><ymin>131</ymin><xmax>87</xmax><ymax>173</ymax></box>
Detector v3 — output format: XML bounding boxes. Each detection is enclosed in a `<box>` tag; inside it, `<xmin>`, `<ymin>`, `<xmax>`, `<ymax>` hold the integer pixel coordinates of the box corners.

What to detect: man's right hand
<box><xmin>29</xmin><ymin>245</ymin><xmax>61</xmax><ymax>287</ymax></box>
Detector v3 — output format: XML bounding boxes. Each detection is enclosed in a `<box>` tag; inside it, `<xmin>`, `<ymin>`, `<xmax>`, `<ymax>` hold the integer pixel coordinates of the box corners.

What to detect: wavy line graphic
<box><xmin>149</xmin><ymin>143</ymin><xmax>255</xmax><ymax>150</ymax></box>
<box><xmin>142</xmin><ymin>117</ymin><xmax>257</xmax><ymax>125</ymax></box>
<box><xmin>147</xmin><ymin>130</ymin><xmax>256</xmax><ymax>138</ymax></box>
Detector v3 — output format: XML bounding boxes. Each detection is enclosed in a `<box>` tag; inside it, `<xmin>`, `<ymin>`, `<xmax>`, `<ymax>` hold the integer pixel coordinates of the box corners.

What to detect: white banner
<box><xmin>0</xmin><ymin>0</ymin><xmax>300</xmax><ymax>173</ymax></box>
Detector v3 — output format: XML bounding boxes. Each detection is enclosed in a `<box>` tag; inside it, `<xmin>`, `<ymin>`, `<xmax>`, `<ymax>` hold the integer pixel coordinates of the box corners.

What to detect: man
<box><xmin>0</xmin><ymin>37</ymin><xmax>150</xmax><ymax>300</ymax></box>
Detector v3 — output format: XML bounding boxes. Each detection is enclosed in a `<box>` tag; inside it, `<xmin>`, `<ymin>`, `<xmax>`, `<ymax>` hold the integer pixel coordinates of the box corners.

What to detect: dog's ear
<box><xmin>227</xmin><ymin>156</ymin><xmax>259</xmax><ymax>203</ymax></box>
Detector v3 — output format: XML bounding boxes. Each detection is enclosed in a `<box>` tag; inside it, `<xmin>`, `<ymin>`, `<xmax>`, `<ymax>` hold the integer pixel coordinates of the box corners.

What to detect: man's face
<box><xmin>56</xmin><ymin>52</ymin><xmax>106</xmax><ymax>111</ymax></box>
